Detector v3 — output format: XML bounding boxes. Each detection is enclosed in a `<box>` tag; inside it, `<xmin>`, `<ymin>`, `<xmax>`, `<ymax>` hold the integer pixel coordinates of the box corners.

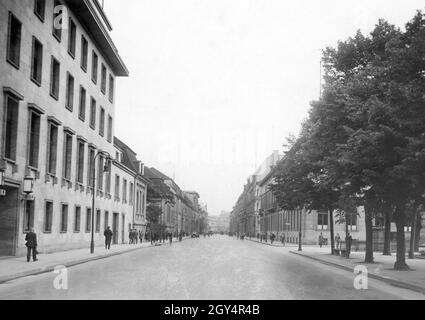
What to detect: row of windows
<box><xmin>317</xmin><ymin>213</ymin><xmax>357</xmax><ymax>231</ymax></box>
<box><xmin>3</xmin><ymin>93</ymin><xmax>113</xmax><ymax>178</ymax></box>
<box><xmin>6</xmin><ymin>14</ymin><xmax>114</xmax><ymax>143</ymax></box>
<box><xmin>16</xmin><ymin>1</ymin><xmax>116</xmax><ymax>101</ymax></box>
<box><xmin>24</xmin><ymin>200</ymin><xmax>125</xmax><ymax>235</ymax></box>
<box><xmin>4</xmin><ymin>92</ymin><xmax>145</xmax><ymax>211</ymax></box>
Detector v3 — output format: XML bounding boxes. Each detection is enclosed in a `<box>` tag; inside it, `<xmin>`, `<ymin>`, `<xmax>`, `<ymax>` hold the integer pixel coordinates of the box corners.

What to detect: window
<box><xmin>74</xmin><ymin>206</ymin><xmax>81</xmax><ymax>232</ymax></box>
<box><xmin>317</xmin><ymin>213</ymin><xmax>328</xmax><ymax>231</ymax></box>
<box><xmin>99</xmin><ymin>107</ymin><xmax>105</xmax><ymax>137</ymax></box>
<box><xmin>66</xmin><ymin>72</ymin><xmax>74</xmax><ymax>111</ymax></box>
<box><xmin>107</xmin><ymin>115</ymin><xmax>113</xmax><ymax>143</ymax></box>
<box><xmin>63</xmin><ymin>133</ymin><xmax>73</xmax><ymax>180</ymax></box>
<box><xmin>76</xmin><ymin>140</ymin><xmax>85</xmax><ymax>184</ymax></box>
<box><xmin>4</xmin><ymin>94</ymin><xmax>19</xmax><ymax>161</ymax></box>
<box><xmin>52</xmin><ymin>0</ymin><xmax>62</xmax><ymax>41</ymax></box>
<box><xmin>136</xmin><ymin>191</ymin><xmax>140</xmax><ymax>214</ymax></box>
<box><xmin>88</xmin><ymin>148</ymin><xmax>95</xmax><ymax>188</ymax></box>
<box><xmin>109</xmin><ymin>75</ymin><xmax>114</xmax><ymax>103</ymax></box>
<box><xmin>96</xmin><ymin>209</ymin><xmax>101</xmax><ymax>232</ymax></box>
<box><xmin>347</xmin><ymin>214</ymin><xmax>358</xmax><ymax>231</ymax></box>
<box><xmin>78</xmin><ymin>86</ymin><xmax>86</xmax><ymax>121</ymax></box>
<box><xmin>92</xmin><ymin>51</ymin><xmax>98</xmax><ymax>84</ymax></box>
<box><xmin>104</xmin><ymin>211</ymin><xmax>109</xmax><ymax>230</ymax></box>
<box><xmin>122</xmin><ymin>179</ymin><xmax>127</xmax><ymax>203</ymax></box>
<box><xmin>7</xmin><ymin>12</ymin><xmax>22</xmax><ymax>68</ymax></box>
<box><xmin>97</xmin><ymin>156</ymin><xmax>104</xmax><ymax>191</ymax></box>
<box><xmin>68</xmin><ymin>18</ymin><xmax>76</xmax><ymax>57</ymax></box>
<box><xmin>129</xmin><ymin>183</ymin><xmax>134</xmax><ymax>205</ymax></box>
<box><xmin>81</xmin><ymin>36</ymin><xmax>88</xmax><ymax>71</ymax></box>
<box><xmin>101</xmin><ymin>64</ymin><xmax>107</xmax><ymax>94</ymax></box>
<box><xmin>23</xmin><ymin>201</ymin><xmax>35</xmax><ymax>233</ymax></box>
<box><xmin>115</xmin><ymin>175</ymin><xmax>120</xmax><ymax>200</ymax></box>
<box><xmin>28</xmin><ymin>110</ymin><xmax>41</xmax><ymax>168</ymax></box>
<box><xmin>44</xmin><ymin>201</ymin><xmax>53</xmax><ymax>232</ymax></box>
<box><xmin>50</xmin><ymin>56</ymin><xmax>60</xmax><ymax>99</ymax></box>
<box><xmin>31</xmin><ymin>37</ymin><xmax>43</xmax><ymax>85</ymax></box>
<box><xmin>34</xmin><ymin>0</ymin><xmax>46</xmax><ymax>21</ymax></box>
<box><xmin>60</xmin><ymin>204</ymin><xmax>68</xmax><ymax>232</ymax></box>
<box><xmin>141</xmin><ymin>190</ymin><xmax>145</xmax><ymax>215</ymax></box>
<box><xmin>90</xmin><ymin>98</ymin><xmax>96</xmax><ymax>129</ymax></box>
<box><xmin>105</xmin><ymin>163</ymin><xmax>111</xmax><ymax>194</ymax></box>
<box><xmin>86</xmin><ymin>208</ymin><xmax>92</xmax><ymax>232</ymax></box>
<box><xmin>47</xmin><ymin>122</ymin><xmax>58</xmax><ymax>175</ymax></box>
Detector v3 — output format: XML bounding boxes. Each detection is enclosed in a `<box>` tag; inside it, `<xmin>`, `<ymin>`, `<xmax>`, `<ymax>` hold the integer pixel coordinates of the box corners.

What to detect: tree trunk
<box><xmin>364</xmin><ymin>203</ymin><xmax>374</xmax><ymax>263</ymax></box>
<box><xmin>329</xmin><ymin>208</ymin><xmax>335</xmax><ymax>254</ymax></box>
<box><xmin>408</xmin><ymin>210</ymin><xmax>417</xmax><ymax>259</ymax></box>
<box><xmin>394</xmin><ymin>205</ymin><xmax>410</xmax><ymax>270</ymax></box>
<box><xmin>415</xmin><ymin>213</ymin><xmax>422</xmax><ymax>252</ymax></box>
<box><xmin>383</xmin><ymin>205</ymin><xmax>392</xmax><ymax>256</ymax></box>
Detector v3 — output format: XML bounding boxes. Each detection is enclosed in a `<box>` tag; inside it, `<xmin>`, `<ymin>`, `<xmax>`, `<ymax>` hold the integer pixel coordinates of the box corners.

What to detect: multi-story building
<box><xmin>230</xmin><ymin>150</ymin><xmax>366</xmax><ymax>246</ymax></box>
<box><xmin>113</xmin><ymin>137</ymin><xmax>148</xmax><ymax>238</ymax></box>
<box><xmin>208</xmin><ymin>211</ymin><xmax>230</xmax><ymax>233</ymax></box>
<box><xmin>0</xmin><ymin>0</ymin><xmax>129</xmax><ymax>256</ymax></box>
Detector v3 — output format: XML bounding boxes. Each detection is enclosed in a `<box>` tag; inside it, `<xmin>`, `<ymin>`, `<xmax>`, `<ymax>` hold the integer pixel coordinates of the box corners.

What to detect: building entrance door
<box><xmin>0</xmin><ymin>186</ymin><xmax>19</xmax><ymax>256</ymax></box>
<box><xmin>113</xmin><ymin>213</ymin><xmax>119</xmax><ymax>244</ymax></box>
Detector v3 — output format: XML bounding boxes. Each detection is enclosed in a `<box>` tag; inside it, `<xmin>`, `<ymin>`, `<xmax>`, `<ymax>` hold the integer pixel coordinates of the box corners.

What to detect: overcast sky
<box><xmin>105</xmin><ymin>0</ymin><xmax>424</xmax><ymax>216</ymax></box>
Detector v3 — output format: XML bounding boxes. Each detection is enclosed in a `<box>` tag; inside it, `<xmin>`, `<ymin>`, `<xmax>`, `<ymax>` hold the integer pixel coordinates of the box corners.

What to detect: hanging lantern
<box><xmin>23</xmin><ymin>176</ymin><xmax>34</xmax><ymax>194</ymax></box>
<box><xmin>0</xmin><ymin>169</ymin><xmax>5</xmax><ymax>187</ymax></box>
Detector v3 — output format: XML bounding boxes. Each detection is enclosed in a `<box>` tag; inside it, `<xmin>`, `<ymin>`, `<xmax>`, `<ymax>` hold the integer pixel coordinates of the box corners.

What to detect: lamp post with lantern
<box><xmin>90</xmin><ymin>150</ymin><xmax>112</xmax><ymax>254</ymax></box>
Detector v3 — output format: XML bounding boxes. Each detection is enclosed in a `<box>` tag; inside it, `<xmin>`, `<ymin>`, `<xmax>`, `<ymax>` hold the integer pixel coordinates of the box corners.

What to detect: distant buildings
<box><xmin>229</xmin><ymin>151</ymin><xmax>366</xmax><ymax>246</ymax></box>
<box><xmin>208</xmin><ymin>211</ymin><xmax>230</xmax><ymax>233</ymax></box>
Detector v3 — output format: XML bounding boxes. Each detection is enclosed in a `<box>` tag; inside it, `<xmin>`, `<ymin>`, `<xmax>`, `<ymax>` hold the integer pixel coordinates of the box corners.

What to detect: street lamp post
<box><xmin>298</xmin><ymin>208</ymin><xmax>303</xmax><ymax>252</ymax></box>
<box><xmin>90</xmin><ymin>151</ymin><xmax>111</xmax><ymax>254</ymax></box>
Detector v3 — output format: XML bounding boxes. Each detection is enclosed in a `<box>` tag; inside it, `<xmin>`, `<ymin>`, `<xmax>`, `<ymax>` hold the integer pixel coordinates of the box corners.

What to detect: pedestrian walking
<box><xmin>345</xmin><ymin>232</ymin><xmax>353</xmax><ymax>258</ymax></box>
<box><xmin>104</xmin><ymin>226</ymin><xmax>113</xmax><ymax>249</ymax></box>
<box><xmin>318</xmin><ymin>232</ymin><xmax>324</xmax><ymax>248</ymax></box>
<box><xmin>139</xmin><ymin>230</ymin><xmax>143</xmax><ymax>245</ymax></box>
<box><xmin>335</xmin><ymin>233</ymin><xmax>341</xmax><ymax>249</ymax></box>
<box><xmin>281</xmin><ymin>234</ymin><xmax>286</xmax><ymax>246</ymax></box>
<box><xmin>133</xmin><ymin>229</ymin><xmax>138</xmax><ymax>245</ymax></box>
<box><xmin>270</xmin><ymin>233</ymin><xmax>276</xmax><ymax>245</ymax></box>
<box><xmin>129</xmin><ymin>229</ymin><xmax>133</xmax><ymax>244</ymax></box>
<box><xmin>168</xmin><ymin>232</ymin><xmax>173</xmax><ymax>246</ymax></box>
<box><xmin>25</xmin><ymin>228</ymin><xmax>38</xmax><ymax>262</ymax></box>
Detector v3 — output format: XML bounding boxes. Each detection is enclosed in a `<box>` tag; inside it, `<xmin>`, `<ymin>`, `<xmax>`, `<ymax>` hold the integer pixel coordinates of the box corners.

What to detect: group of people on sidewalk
<box><xmin>318</xmin><ymin>232</ymin><xmax>353</xmax><ymax>257</ymax></box>
<box><xmin>129</xmin><ymin>229</ymin><xmax>144</xmax><ymax>245</ymax></box>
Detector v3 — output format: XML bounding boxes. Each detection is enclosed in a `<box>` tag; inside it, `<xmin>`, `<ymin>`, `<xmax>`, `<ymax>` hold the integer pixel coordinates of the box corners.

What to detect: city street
<box><xmin>0</xmin><ymin>236</ymin><xmax>423</xmax><ymax>300</ymax></box>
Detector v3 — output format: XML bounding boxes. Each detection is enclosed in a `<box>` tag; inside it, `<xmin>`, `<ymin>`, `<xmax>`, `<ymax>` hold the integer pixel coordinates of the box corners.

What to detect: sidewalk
<box><xmin>291</xmin><ymin>246</ymin><xmax>425</xmax><ymax>295</ymax></box>
<box><xmin>0</xmin><ymin>237</ymin><xmax>189</xmax><ymax>285</ymax></box>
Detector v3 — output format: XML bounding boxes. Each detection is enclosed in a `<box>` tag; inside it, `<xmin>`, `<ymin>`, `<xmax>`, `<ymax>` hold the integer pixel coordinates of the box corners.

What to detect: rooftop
<box><xmin>64</xmin><ymin>0</ymin><xmax>129</xmax><ymax>76</ymax></box>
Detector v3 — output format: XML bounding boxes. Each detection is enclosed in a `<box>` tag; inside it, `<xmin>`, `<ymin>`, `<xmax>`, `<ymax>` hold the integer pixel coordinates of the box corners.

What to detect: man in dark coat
<box><xmin>104</xmin><ymin>226</ymin><xmax>113</xmax><ymax>249</ymax></box>
<box><xmin>25</xmin><ymin>228</ymin><xmax>38</xmax><ymax>262</ymax></box>
<box><xmin>139</xmin><ymin>230</ymin><xmax>143</xmax><ymax>245</ymax></box>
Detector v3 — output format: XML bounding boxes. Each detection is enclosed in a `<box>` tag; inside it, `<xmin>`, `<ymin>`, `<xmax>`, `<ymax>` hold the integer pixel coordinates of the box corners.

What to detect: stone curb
<box><xmin>0</xmin><ymin>238</ymin><xmax>192</xmax><ymax>285</ymax></box>
<box><xmin>290</xmin><ymin>250</ymin><xmax>425</xmax><ymax>296</ymax></box>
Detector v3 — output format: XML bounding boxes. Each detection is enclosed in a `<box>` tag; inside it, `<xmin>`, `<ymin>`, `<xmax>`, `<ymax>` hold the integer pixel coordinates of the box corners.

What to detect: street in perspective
<box><xmin>1</xmin><ymin>0</ymin><xmax>425</xmax><ymax>301</ymax></box>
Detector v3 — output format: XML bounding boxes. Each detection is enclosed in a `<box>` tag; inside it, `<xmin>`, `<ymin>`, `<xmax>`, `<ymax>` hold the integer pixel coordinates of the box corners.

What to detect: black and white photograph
<box><xmin>1</xmin><ymin>0</ymin><xmax>425</xmax><ymax>305</ymax></box>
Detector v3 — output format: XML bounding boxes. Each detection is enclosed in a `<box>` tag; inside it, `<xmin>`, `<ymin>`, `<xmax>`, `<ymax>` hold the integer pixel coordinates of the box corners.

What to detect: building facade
<box><xmin>0</xmin><ymin>0</ymin><xmax>129</xmax><ymax>256</ymax></box>
<box><xmin>230</xmin><ymin>150</ymin><xmax>366</xmax><ymax>246</ymax></box>
<box><xmin>208</xmin><ymin>211</ymin><xmax>230</xmax><ymax>233</ymax></box>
